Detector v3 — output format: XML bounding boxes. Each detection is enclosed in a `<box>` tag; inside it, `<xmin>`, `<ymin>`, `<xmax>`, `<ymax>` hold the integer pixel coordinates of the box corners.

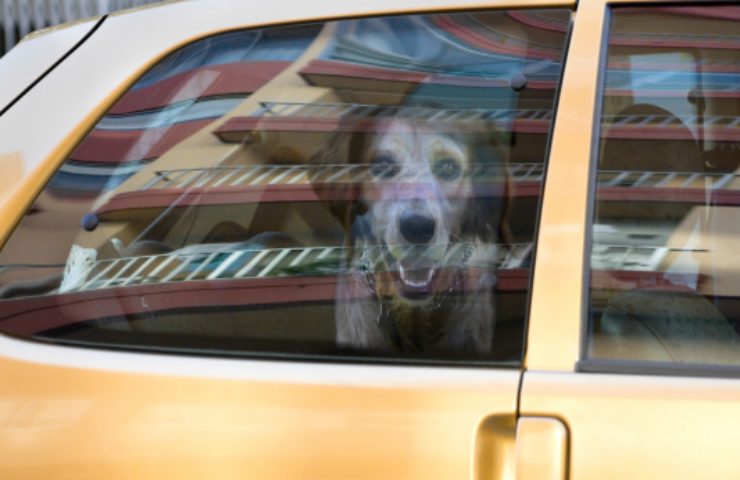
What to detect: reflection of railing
<box><xmin>604</xmin><ymin>113</ymin><xmax>740</xmax><ymax>129</ymax></box>
<box><xmin>592</xmin><ymin>245</ymin><xmax>668</xmax><ymax>271</ymax></box>
<box><xmin>257</xmin><ymin>101</ymin><xmax>553</xmax><ymax>123</ymax></box>
<box><xmin>139</xmin><ymin>163</ymin><xmax>544</xmax><ymax>191</ymax></box>
<box><xmin>71</xmin><ymin>240</ymin><xmax>708</xmax><ymax>292</ymax></box>
<box><xmin>592</xmin><ymin>244</ymin><xmax>714</xmax><ymax>272</ymax></box>
<box><xmin>610</xmin><ymin>32</ymin><xmax>740</xmax><ymax>51</ymax></box>
<box><xmin>72</xmin><ymin>242</ymin><xmax>534</xmax><ymax>293</ymax></box>
<box><xmin>215</xmin><ymin>102</ymin><xmax>553</xmax><ymax>142</ymax></box>
<box><xmin>140</xmin><ymin>165</ymin><xmax>737</xmax><ymax>192</ymax></box>
<box><xmin>602</xmin><ymin>113</ymin><xmax>740</xmax><ymax>141</ymax></box>
<box><xmin>597</xmin><ymin>170</ymin><xmax>738</xmax><ymax>190</ymax></box>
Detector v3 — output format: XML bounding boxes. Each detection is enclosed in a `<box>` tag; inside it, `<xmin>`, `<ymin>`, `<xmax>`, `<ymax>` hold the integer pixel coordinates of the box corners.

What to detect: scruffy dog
<box><xmin>311</xmin><ymin>117</ymin><xmax>509</xmax><ymax>355</ymax></box>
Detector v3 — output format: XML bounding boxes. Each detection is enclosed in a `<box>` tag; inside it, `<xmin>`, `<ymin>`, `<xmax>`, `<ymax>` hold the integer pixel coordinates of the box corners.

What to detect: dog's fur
<box><xmin>310</xmin><ymin>117</ymin><xmax>509</xmax><ymax>355</ymax></box>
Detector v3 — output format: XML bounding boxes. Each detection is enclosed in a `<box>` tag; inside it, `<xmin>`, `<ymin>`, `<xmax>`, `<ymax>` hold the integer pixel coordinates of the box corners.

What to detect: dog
<box><xmin>310</xmin><ymin>116</ymin><xmax>509</xmax><ymax>355</ymax></box>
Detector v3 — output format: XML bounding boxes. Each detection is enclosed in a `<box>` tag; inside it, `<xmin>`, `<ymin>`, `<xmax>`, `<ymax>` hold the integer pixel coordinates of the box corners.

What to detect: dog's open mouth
<box><xmin>382</xmin><ymin>246</ymin><xmax>446</xmax><ymax>301</ymax></box>
<box><xmin>372</xmin><ymin>243</ymin><xmax>471</xmax><ymax>303</ymax></box>
<box><xmin>397</xmin><ymin>261</ymin><xmax>437</xmax><ymax>298</ymax></box>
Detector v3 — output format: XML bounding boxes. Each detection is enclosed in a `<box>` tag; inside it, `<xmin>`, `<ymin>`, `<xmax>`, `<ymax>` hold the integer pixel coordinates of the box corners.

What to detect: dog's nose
<box><xmin>399</xmin><ymin>210</ymin><xmax>436</xmax><ymax>244</ymax></box>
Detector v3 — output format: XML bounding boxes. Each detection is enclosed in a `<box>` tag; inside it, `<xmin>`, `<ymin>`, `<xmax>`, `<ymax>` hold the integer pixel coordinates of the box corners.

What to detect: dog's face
<box><xmin>311</xmin><ymin>117</ymin><xmax>507</xmax><ymax>311</ymax></box>
<box><xmin>310</xmin><ymin>116</ymin><xmax>506</xmax><ymax>352</ymax></box>
<box><xmin>359</xmin><ymin>120</ymin><xmax>475</xmax><ymax>305</ymax></box>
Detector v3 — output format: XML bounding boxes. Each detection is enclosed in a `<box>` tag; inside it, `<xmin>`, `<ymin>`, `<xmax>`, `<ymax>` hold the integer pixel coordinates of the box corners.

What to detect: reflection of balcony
<box><xmin>108</xmin><ymin>62</ymin><xmax>290</xmax><ymax>115</ymax></box>
<box><xmin>0</xmin><ymin>266</ymin><xmax>532</xmax><ymax>337</ymax></box>
<box><xmin>597</xmin><ymin>170</ymin><xmax>740</xmax><ymax>205</ymax></box>
<box><xmin>592</xmin><ymin>244</ymin><xmax>669</xmax><ymax>272</ymax></box>
<box><xmin>68</xmin><ymin>242</ymin><xmax>534</xmax><ymax>293</ymax></box>
<box><xmin>0</xmin><ymin>239</ymin><xmax>709</xmax><ymax>336</ymax></box>
<box><xmin>140</xmin><ymin>165</ymin><xmax>733</xmax><ymax>193</ymax></box>
<box><xmin>599</xmin><ymin>170</ymin><xmax>737</xmax><ymax>189</ymax></box>
<box><xmin>94</xmin><ymin>162</ymin><xmax>543</xmax><ymax>214</ymax></box>
<box><xmin>94</xmin><ymin>164</ymin><xmax>739</xmax><ymax>215</ymax></box>
<box><xmin>602</xmin><ymin>113</ymin><xmax>740</xmax><ymax>141</ymax></box>
<box><xmin>256</xmin><ymin>101</ymin><xmax>552</xmax><ymax>122</ymax></box>
<box><xmin>215</xmin><ymin>101</ymin><xmax>552</xmax><ymax>142</ymax></box>
<box><xmin>69</xmin><ymin>119</ymin><xmax>214</xmax><ymax>164</ymax></box>
<box><xmin>141</xmin><ymin>162</ymin><xmax>544</xmax><ymax>190</ymax></box>
<box><xmin>298</xmin><ymin>59</ymin><xmax>557</xmax><ymax>94</ymax></box>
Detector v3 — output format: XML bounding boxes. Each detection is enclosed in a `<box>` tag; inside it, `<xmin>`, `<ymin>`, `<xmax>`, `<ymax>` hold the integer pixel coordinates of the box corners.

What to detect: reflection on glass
<box><xmin>589</xmin><ymin>6</ymin><xmax>740</xmax><ymax>367</ymax></box>
<box><xmin>308</xmin><ymin>117</ymin><xmax>509</xmax><ymax>354</ymax></box>
<box><xmin>0</xmin><ymin>10</ymin><xmax>571</xmax><ymax>362</ymax></box>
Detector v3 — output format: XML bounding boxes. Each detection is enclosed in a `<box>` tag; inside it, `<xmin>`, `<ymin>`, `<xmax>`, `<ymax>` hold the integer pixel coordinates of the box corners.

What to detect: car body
<box><xmin>0</xmin><ymin>0</ymin><xmax>738</xmax><ymax>478</ymax></box>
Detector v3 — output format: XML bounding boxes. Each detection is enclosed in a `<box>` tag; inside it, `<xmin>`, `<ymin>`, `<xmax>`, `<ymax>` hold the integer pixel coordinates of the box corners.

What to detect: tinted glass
<box><xmin>0</xmin><ymin>10</ymin><xmax>571</xmax><ymax>364</ymax></box>
<box><xmin>588</xmin><ymin>6</ymin><xmax>740</xmax><ymax>367</ymax></box>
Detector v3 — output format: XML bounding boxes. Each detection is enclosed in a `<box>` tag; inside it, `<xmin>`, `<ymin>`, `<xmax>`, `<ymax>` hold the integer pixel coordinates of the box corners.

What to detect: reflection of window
<box><xmin>0</xmin><ymin>10</ymin><xmax>571</xmax><ymax>364</ymax></box>
<box><xmin>587</xmin><ymin>6</ymin><xmax>740</xmax><ymax>370</ymax></box>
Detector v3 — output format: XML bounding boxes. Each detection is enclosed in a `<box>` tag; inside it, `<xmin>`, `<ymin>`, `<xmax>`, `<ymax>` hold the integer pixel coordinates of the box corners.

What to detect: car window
<box><xmin>587</xmin><ymin>5</ymin><xmax>740</xmax><ymax>369</ymax></box>
<box><xmin>0</xmin><ymin>10</ymin><xmax>571</xmax><ymax>364</ymax></box>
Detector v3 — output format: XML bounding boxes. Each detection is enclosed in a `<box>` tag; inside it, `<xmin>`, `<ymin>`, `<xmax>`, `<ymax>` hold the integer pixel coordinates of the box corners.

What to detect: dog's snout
<box><xmin>399</xmin><ymin>210</ymin><xmax>436</xmax><ymax>244</ymax></box>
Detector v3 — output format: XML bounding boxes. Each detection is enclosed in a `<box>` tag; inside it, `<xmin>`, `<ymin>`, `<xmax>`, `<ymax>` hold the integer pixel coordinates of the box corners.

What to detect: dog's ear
<box><xmin>461</xmin><ymin>129</ymin><xmax>512</xmax><ymax>244</ymax></box>
<box><xmin>308</xmin><ymin>128</ymin><xmax>369</xmax><ymax>232</ymax></box>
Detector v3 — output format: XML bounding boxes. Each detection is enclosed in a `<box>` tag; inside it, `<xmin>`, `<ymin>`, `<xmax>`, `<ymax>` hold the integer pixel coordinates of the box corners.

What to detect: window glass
<box><xmin>588</xmin><ymin>6</ymin><xmax>740</xmax><ymax>367</ymax></box>
<box><xmin>0</xmin><ymin>10</ymin><xmax>571</xmax><ymax>364</ymax></box>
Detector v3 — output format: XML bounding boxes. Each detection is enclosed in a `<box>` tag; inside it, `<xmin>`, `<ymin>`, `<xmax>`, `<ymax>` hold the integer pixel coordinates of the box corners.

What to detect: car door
<box><xmin>523</xmin><ymin>1</ymin><xmax>740</xmax><ymax>478</ymax></box>
<box><xmin>0</xmin><ymin>1</ymin><xmax>573</xmax><ymax>478</ymax></box>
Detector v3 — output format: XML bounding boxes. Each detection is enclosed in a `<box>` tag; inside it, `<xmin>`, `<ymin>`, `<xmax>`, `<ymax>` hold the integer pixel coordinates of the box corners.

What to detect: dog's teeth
<box><xmin>398</xmin><ymin>265</ymin><xmax>435</xmax><ymax>288</ymax></box>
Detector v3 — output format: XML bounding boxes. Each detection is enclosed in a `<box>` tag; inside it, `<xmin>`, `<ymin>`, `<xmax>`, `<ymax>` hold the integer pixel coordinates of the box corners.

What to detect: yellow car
<box><xmin>0</xmin><ymin>0</ymin><xmax>738</xmax><ymax>478</ymax></box>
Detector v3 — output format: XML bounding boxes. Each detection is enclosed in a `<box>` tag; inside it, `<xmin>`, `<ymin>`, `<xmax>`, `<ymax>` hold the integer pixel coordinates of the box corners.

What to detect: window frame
<box><xmin>576</xmin><ymin>1</ymin><xmax>740</xmax><ymax>379</ymax></box>
<box><xmin>0</xmin><ymin>3</ymin><xmax>576</xmax><ymax>367</ymax></box>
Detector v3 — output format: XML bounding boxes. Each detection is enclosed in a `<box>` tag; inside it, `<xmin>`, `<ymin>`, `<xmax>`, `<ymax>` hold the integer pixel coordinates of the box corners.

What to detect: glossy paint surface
<box><xmin>522</xmin><ymin>371</ymin><xmax>740</xmax><ymax>479</ymax></box>
<box><xmin>0</xmin><ymin>335</ymin><xmax>521</xmax><ymax>478</ymax></box>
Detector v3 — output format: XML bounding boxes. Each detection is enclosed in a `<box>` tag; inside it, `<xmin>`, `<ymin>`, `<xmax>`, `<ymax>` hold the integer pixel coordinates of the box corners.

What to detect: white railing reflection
<box><xmin>597</xmin><ymin>170</ymin><xmax>737</xmax><ymax>190</ymax></box>
<box><xmin>139</xmin><ymin>163</ymin><xmax>544</xmax><ymax>191</ymax></box>
<box><xmin>256</xmin><ymin>101</ymin><xmax>554</xmax><ymax>123</ymax></box>
<box><xmin>72</xmin><ymin>242</ymin><xmax>534</xmax><ymax>292</ymax></box>
<box><xmin>138</xmin><ymin>164</ymin><xmax>737</xmax><ymax>192</ymax></box>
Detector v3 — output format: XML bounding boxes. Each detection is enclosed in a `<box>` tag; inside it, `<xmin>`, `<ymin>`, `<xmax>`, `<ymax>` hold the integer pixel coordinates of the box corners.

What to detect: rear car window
<box><xmin>0</xmin><ymin>10</ymin><xmax>571</xmax><ymax>364</ymax></box>
<box><xmin>587</xmin><ymin>5</ymin><xmax>740</xmax><ymax>369</ymax></box>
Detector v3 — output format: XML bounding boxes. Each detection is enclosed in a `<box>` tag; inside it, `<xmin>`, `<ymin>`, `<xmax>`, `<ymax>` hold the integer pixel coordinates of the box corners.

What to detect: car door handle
<box><xmin>515</xmin><ymin>417</ymin><xmax>569</xmax><ymax>480</ymax></box>
<box><xmin>475</xmin><ymin>415</ymin><xmax>569</xmax><ymax>480</ymax></box>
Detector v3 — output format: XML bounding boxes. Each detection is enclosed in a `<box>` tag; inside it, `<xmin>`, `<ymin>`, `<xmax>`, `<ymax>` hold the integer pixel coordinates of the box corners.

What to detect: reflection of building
<box><xmin>55</xmin><ymin>28</ymin><xmax>321</xmax><ymax>192</ymax></box>
<box><xmin>13</xmin><ymin>8</ymin><xmax>740</xmax><ymax>347</ymax></box>
<box><xmin>57</xmin><ymin>12</ymin><xmax>570</xmax><ymax>261</ymax></box>
<box><xmin>0</xmin><ymin>11</ymin><xmax>574</xmax><ymax>353</ymax></box>
<box><xmin>591</xmin><ymin>7</ymin><xmax>740</xmax><ymax>319</ymax></box>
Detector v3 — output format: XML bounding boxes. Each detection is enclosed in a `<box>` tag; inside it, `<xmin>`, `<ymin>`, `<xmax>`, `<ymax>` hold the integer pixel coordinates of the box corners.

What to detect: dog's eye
<box><xmin>433</xmin><ymin>158</ymin><xmax>463</xmax><ymax>181</ymax></box>
<box><xmin>369</xmin><ymin>153</ymin><xmax>400</xmax><ymax>179</ymax></box>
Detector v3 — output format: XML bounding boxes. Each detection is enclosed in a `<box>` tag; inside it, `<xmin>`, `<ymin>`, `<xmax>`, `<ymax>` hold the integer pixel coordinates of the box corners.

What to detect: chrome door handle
<box><xmin>475</xmin><ymin>415</ymin><xmax>569</xmax><ymax>480</ymax></box>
